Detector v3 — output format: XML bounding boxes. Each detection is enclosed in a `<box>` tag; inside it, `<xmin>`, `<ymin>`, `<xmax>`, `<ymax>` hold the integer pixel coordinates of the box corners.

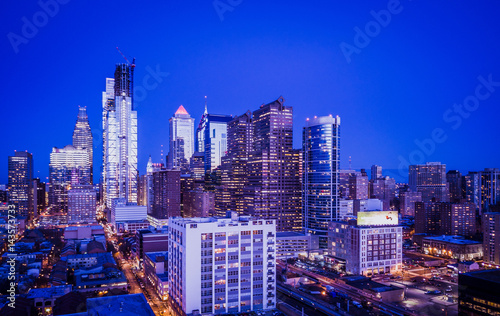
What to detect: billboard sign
<box><xmin>357</xmin><ymin>211</ymin><xmax>398</xmax><ymax>226</ymax></box>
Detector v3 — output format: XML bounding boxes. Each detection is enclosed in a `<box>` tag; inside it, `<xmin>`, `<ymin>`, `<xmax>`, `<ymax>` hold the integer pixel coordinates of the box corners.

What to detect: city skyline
<box><xmin>3</xmin><ymin>1</ymin><xmax>500</xmax><ymax>184</ymax></box>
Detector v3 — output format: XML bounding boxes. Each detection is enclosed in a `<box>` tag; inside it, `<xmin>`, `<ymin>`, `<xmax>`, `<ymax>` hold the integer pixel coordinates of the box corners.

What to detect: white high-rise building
<box><xmin>329</xmin><ymin>211</ymin><xmax>403</xmax><ymax>276</ymax></box>
<box><xmin>169</xmin><ymin>105</ymin><xmax>194</xmax><ymax>169</ymax></box>
<box><xmin>168</xmin><ymin>212</ymin><xmax>276</xmax><ymax>315</ymax></box>
<box><xmin>102</xmin><ymin>64</ymin><xmax>138</xmax><ymax>207</ymax></box>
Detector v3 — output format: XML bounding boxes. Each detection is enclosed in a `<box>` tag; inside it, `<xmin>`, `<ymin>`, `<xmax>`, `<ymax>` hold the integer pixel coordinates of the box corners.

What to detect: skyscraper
<box><xmin>371</xmin><ymin>165</ymin><xmax>382</xmax><ymax>180</ymax></box>
<box><xmin>168</xmin><ymin>213</ymin><xmax>276</xmax><ymax>315</ymax></box>
<box><xmin>8</xmin><ymin>151</ymin><xmax>33</xmax><ymax>218</ymax></box>
<box><xmin>150</xmin><ymin>168</ymin><xmax>181</xmax><ymax>219</ymax></box>
<box><xmin>483</xmin><ymin>212</ymin><xmax>500</xmax><ymax>265</ymax></box>
<box><xmin>169</xmin><ymin>105</ymin><xmax>194</xmax><ymax>170</ymax></box>
<box><xmin>102</xmin><ymin>63</ymin><xmax>138</xmax><ymax>207</ymax></box>
<box><xmin>409</xmin><ymin>162</ymin><xmax>449</xmax><ymax>202</ymax></box>
<box><xmin>245</xmin><ymin>97</ymin><xmax>302</xmax><ymax>232</ymax></box>
<box><xmin>48</xmin><ymin>145</ymin><xmax>90</xmax><ymax>212</ymax></box>
<box><xmin>196</xmin><ymin>98</ymin><xmax>232</xmax><ymax>172</ymax></box>
<box><xmin>415</xmin><ymin>201</ymin><xmax>476</xmax><ymax>237</ymax></box>
<box><xmin>214</xmin><ymin>111</ymin><xmax>253</xmax><ymax>217</ymax></box>
<box><xmin>446</xmin><ymin>170</ymin><xmax>463</xmax><ymax>203</ymax></box>
<box><xmin>465</xmin><ymin>168</ymin><xmax>500</xmax><ymax>214</ymax></box>
<box><xmin>480</xmin><ymin>168</ymin><xmax>500</xmax><ymax>213</ymax></box>
<box><xmin>72</xmin><ymin>106</ymin><xmax>93</xmax><ymax>184</ymax></box>
<box><xmin>303</xmin><ymin>115</ymin><xmax>340</xmax><ymax>248</ymax></box>
<box><xmin>68</xmin><ymin>185</ymin><xmax>97</xmax><ymax>224</ymax></box>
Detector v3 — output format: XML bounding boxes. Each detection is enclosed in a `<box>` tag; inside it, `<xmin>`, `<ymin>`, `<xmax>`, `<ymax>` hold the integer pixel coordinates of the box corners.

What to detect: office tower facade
<box><xmin>72</xmin><ymin>106</ymin><xmax>93</xmax><ymax>184</ymax></box>
<box><xmin>446</xmin><ymin>170</ymin><xmax>463</xmax><ymax>203</ymax></box>
<box><xmin>215</xmin><ymin>111</ymin><xmax>253</xmax><ymax>217</ymax></box>
<box><xmin>399</xmin><ymin>190</ymin><xmax>422</xmax><ymax>217</ymax></box>
<box><xmin>338</xmin><ymin>169</ymin><xmax>355</xmax><ymax>199</ymax></box>
<box><xmin>189</xmin><ymin>152</ymin><xmax>205</xmax><ymax>183</ymax></box>
<box><xmin>102</xmin><ymin>63</ymin><xmax>138</xmax><ymax>208</ymax></box>
<box><xmin>480</xmin><ymin>168</ymin><xmax>500</xmax><ymax>213</ymax></box>
<box><xmin>415</xmin><ymin>202</ymin><xmax>476</xmax><ymax>237</ymax></box>
<box><xmin>409</xmin><ymin>162</ymin><xmax>449</xmax><ymax>202</ymax></box>
<box><xmin>183</xmin><ymin>188</ymin><xmax>215</xmax><ymax>218</ymax></box>
<box><xmin>465</xmin><ymin>171</ymin><xmax>481</xmax><ymax>209</ymax></box>
<box><xmin>49</xmin><ymin>145</ymin><xmax>90</xmax><ymax>212</ymax></box>
<box><xmin>369</xmin><ymin>176</ymin><xmax>396</xmax><ymax>211</ymax></box>
<box><xmin>169</xmin><ymin>105</ymin><xmax>194</xmax><ymax>170</ymax></box>
<box><xmin>137</xmin><ymin>174</ymin><xmax>148</xmax><ymax>206</ymax></box>
<box><xmin>196</xmin><ymin>102</ymin><xmax>232</xmax><ymax>172</ymax></box>
<box><xmin>302</xmin><ymin>115</ymin><xmax>340</xmax><ymax>248</ymax></box>
<box><xmin>459</xmin><ymin>270</ymin><xmax>500</xmax><ymax>316</ymax></box>
<box><xmin>371</xmin><ymin>165</ymin><xmax>382</xmax><ymax>180</ymax></box>
<box><xmin>8</xmin><ymin>151</ymin><xmax>34</xmax><ymax>218</ymax></box>
<box><xmin>168</xmin><ymin>213</ymin><xmax>276</xmax><ymax>315</ymax></box>
<box><xmin>67</xmin><ymin>185</ymin><xmax>97</xmax><ymax>224</ymax></box>
<box><xmin>483</xmin><ymin>212</ymin><xmax>500</xmax><ymax>265</ymax></box>
<box><xmin>465</xmin><ymin>169</ymin><xmax>500</xmax><ymax>214</ymax></box>
<box><xmin>245</xmin><ymin>97</ymin><xmax>302</xmax><ymax>232</ymax></box>
<box><xmin>328</xmin><ymin>214</ymin><xmax>403</xmax><ymax>276</ymax></box>
<box><xmin>33</xmin><ymin>178</ymin><xmax>46</xmax><ymax>218</ymax></box>
<box><xmin>150</xmin><ymin>169</ymin><xmax>181</xmax><ymax>219</ymax></box>
<box><xmin>348</xmin><ymin>171</ymin><xmax>369</xmax><ymax>200</ymax></box>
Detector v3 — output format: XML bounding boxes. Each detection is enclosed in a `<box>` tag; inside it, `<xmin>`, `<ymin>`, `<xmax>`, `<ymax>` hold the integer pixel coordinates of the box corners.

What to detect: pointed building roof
<box><xmin>175</xmin><ymin>105</ymin><xmax>189</xmax><ymax>116</ymax></box>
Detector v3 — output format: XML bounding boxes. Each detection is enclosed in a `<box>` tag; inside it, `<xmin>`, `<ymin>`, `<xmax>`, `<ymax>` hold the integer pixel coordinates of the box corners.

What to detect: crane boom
<box><xmin>116</xmin><ymin>47</ymin><xmax>135</xmax><ymax>67</ymax></box>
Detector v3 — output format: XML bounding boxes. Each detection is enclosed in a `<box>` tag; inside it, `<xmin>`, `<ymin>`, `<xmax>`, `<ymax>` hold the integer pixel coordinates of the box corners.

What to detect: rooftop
<box><xmin>145</xmin><ymin>251</ymin><xmax>168</xmax><ymax>263</ymax></box>
<box><xmin>86</xmin><ymin>294</ymin><xmax>155</xmax><ymax>316</ymax></box>
<box><xmin>174</xmin><ymin>105</ymin><xmax>189</xmax><ymax>116</ymax></box>
<box><xmin>277</xmin><ymin>231</ymin><xmax>307</xmax><ymax>238</ymax></box>
<box><xmin>27</xmin><ymin>285</ymin><xmax>72</xmax><ymax>299</ymax></box>
<box><xmin>424</xmin><ymin>235</ymin><xmax>481</xmax><ymax>245</ymax></box>
<box><xmin>462</xmin><ymin>269</ymin><xmax>500</xmax><ymax>284</ymax></box>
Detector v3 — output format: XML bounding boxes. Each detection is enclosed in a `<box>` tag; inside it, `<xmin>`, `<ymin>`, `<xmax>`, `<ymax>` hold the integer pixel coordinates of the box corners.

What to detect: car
<box><xmin>352</xmin><ymin>301</ymin><xmax>363</xmax><ymax>308</ymax></box>
<box><xmin>445</xmin><ymin>286</ymin><xmax>453</xmax><ymax>292</ymax></box>
<box><xmin>425</xmin><ymin>290</ymin><xmax>441</xmax><ymax>295</ymax></box>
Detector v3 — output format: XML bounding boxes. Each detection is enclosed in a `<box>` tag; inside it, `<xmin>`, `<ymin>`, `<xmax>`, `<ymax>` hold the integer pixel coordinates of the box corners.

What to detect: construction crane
<box><xmin>116</xmin><ymin>47</ymin><xmax>135</xmax><ymax>68</ymax></box>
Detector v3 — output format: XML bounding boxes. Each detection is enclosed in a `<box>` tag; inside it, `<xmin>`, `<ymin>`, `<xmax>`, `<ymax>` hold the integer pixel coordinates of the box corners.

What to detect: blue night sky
<box><xmin>2</xmin><ymin>0</ymin><xmax>500</xmax><ymax>184</ymax></box>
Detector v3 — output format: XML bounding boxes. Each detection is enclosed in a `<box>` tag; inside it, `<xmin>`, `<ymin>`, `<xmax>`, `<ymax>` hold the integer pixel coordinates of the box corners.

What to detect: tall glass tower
<box><xmin>196</xmin><ymin>98</ymin><xmax>233</xmax><ymax>172</ymax></box>
<box><xmin>72</xmin><ymin>106</ymin><xmax>93</xmax><ymax>183</ymax></box>
<box><xmin>8</xmin><ymin>151</ymin><xmax>33</xmax><ymax>218</ymax></box>
<box><xmin>102</xmin><ymin>63</ymin><xmax>138</xmax><ymax>207</ymax></box>
<box><xmin>303</xmin><ymin>115</ymin><xmax>341</xmax><ymax>248</ymax></box>
<box><xmin>169</xmin><ymin>105</ymin><xmax>194</xmax><ymax>170</ymax></box>
<box><xmin>245</xmin><ymin>96</ymin><xmax>302</xmax><ymax>232</ymax></box>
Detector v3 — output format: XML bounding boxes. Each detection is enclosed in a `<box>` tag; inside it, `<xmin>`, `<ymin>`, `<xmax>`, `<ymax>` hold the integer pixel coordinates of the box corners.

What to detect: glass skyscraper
<box><xmin>303</xmin><ymin>115</ymin><xmax>341</xmax><ymax>248</ymax></box>
<box><xmin>72</xmin><ymin>106</ymin><xmax>93</xmax><ymax>184</ymax></box>
<box><xmin>244</xmin><ymin>97</ymin><xmax>302</xmax><ymax>232</ymax></box>
<box><xmin>196</xmin><ymin>99</ymin><xmax>232</xmax><ymax>172</ymax></box>
<box><xmin>169</xmin><ymin>105</ymin><xmax>194</xmax><ymax>170</ymax></box>
<box><xmin>8</xmin><ymin>151</ymin><xmax>34</xmax><ymax>218</ymax></box>
<box><xmin>49</xmin><ymin>145</ymin><xmax>90</xmax><ymax>212</ymax></box>
<box><xmin>102</xmin><ymin>63</ymin><xmax>138</xmax><ymax>207</ymax></box>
